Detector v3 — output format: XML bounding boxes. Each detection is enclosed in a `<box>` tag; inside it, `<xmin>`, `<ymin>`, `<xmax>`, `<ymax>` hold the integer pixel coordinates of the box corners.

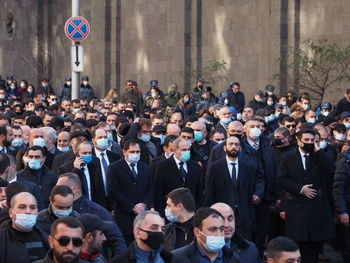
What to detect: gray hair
<box><xmin>74</xmin><ymin>140</ymin><xmax>93</xmax><ymax>153</ymax></box>
<box><xmin>41</xmin><ymin>127</ymin><xmax>57</xmax><ymax>143</ymax></box>
<box><xmin>133</xmin><ymin>210</ymin><xmax>160</xmax><ymax>230</ymax></box>
<box><xmin>173</xmin><ymin>137</ymin><xmax>190</xmax><ymax>149</ymax></box>
<box><xmin>274</xmin><ymin>127</ymin><xmax>290</xmax><ymax>137</ymax></box>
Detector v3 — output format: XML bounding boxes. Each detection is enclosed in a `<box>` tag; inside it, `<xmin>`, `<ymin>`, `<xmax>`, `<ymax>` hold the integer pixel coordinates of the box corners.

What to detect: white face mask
<box><xmin>12</xmin><ymin>213</ymin><xmax>37</xmax><ymax>231</ymax></box>
<box><xmin>83</xmin><ymin>81</ymin><xmax>89</xmax><ymax>86</ymax></box>
<box><xmin>249</xmin><ymin>127</ymin><xmax>261</xmax><ymax>139</ymax></box>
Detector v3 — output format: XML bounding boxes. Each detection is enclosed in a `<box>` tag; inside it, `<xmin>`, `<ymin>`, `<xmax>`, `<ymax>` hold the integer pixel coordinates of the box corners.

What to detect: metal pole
<box><xmin>71</xmin><ymin>0</ymin><xmax>80</xmax><ymax>99</ymax></box>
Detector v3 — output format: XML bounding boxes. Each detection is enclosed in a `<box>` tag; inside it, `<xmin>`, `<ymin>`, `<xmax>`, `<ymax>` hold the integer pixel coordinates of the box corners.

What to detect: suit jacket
<box><xmin>205</xmin><ymin>158</ymin><xmax>259</xmax><ymax>239</ymax></box>
<box><xmin>51</xmin><ymin>150</ymin><xmax>76</xmax><ymax>175</ymax></box>
<box><xmin>149</xmin><ymin>153</ymin><xmax>167</xmax><ymax>176</ymax></box>
<box><xmin>172</xmin><ymin>241</ymin><xmax>237</xmax><ymax>263</ymax></box>
<box><xmin>277</xmin><ymin>148</ymin><xmax>336</xmax><ymax>241</ymax></box>
<box><xmin>92</xmin><ymin>148</ymin><xmax>121</xmax><ymax>163</ymax></box>
<box><xmin>107</xmin><ymin>159</ymin><xmax>153</xmax><ymax>234</ymax></box>
<box><xmin>58</xmin><ymin>156</ymin><xmax>108</xmax><ymax>208</ymax></box>
<box><xmin>154</xmin><ymin>156</ymin><xmax>203</xmax><ymax>214</ymax></box>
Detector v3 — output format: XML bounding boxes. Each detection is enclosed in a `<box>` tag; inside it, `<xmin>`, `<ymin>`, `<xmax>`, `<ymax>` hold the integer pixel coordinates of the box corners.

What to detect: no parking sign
<box><xmin>64</xmin><ymin>16</ymin><xmax>90</xmax><ymax>42</ymax></box>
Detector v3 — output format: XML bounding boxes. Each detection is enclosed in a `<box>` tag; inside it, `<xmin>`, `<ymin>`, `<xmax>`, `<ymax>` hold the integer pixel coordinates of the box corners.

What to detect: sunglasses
<box><xmin>286</xmin><ymin>125</ymin><xmax>296</xmax><ymax>128</ymax></box>
<box><xmin>54</xmin><ymin>237</ymin><xmax>83</xmax><ymax>247</ymax></box>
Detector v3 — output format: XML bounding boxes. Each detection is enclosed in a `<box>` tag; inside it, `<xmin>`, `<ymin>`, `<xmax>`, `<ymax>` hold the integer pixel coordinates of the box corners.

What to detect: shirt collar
<box><xmin>246</xmin><ymin>138</ymin><xmax>259</xmax><ymax>147</ymax></box>
<box><xmin>298</xmin><ymin>147</ymin><xmax>309</xmax><ymax>157</ymax></box>
<box><xmin>226</xmin><ymin>157</ymin><xmax>238</xmax><ymax>165</ymax></box>
<box><xmin>95</xmin><ymin>148</ymin><xmax>107</xmax><ymax>156</ymax></box>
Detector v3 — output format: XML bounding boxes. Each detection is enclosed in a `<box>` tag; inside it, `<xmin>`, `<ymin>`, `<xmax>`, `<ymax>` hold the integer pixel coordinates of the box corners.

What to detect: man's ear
<box><xmin>48</xmin><ymin>235</ymin><xmax>54</xmax><ymax>249</ymax></box>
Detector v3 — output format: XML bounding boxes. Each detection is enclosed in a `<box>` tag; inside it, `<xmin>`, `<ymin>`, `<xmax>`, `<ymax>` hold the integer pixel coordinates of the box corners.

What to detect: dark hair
<box><xmin>164</xmin><ymin>135</ymin><xmax>177</xmax><ymax>148</ymax></box>
<box><xmin>87</xmin><ymin>108</ymin><xmax>98</xmax><ymax>114</ymax></box>
<box><xmin>265</xmin><ymin>237</ymin><xmax>299</xmax><ymax>259</ymax></box>
<box><xmin>50</xmin><ymin>117</ymin><xmax>64</xmax><ymax>130</ymax></box>
<box><xmin>115</xmin><ymin>116</ymin><xmax>128</xmax><ymax>128</ymax></box>
<box><xmin>25</xmin><ymin>145</ymin><xmax>45</xmax><ymax>156</ymax></box>
<box><xmin>122</xmin><ymin>139</ymin><xmax>139</xmax><ymax>151</ymax></box>
<box><xmin>26</xmin><ymin>115</ymin><xmax>43</xmax><ymax>128</ymax></box>
<box><xmin>72</xmin><ymin>99</ymin><xmax>80</xmax><ymax>104</ymax></box>
<box><xmin>44</xmin><ymin>111</ymin><xmax>56</xmax><ymax>118</ymax></box>
<box><xmin>50</xmin><ymin>185</ymin><xmax>74</xmax><ymax>202</ymax></box>
<box><xmin>231</xmin><ymin>82</ymin><xmax>240</xmax><ymax>87</ymax></box>
<box><xmin>296</xmin><ymin>128</ymin><xmax>315</xmax><ymax>140</ymax></box>
<box><xmin>0</xmin><ymin>153</ymin><xmax>10</xmax><ymax>174</ymax></box>
<box><xmin>86</xmin><ymin>119</ymin><xmax>99</xmax><ymax>129</ymax></box>
<box><xmin>51</xmin><ymin>216</ymin><xmax>84</xmax><ymax>238</ymax></box>
<box><xmin>180</xmin><ymin>127</ymin><xmax>194</xmax><ymax>136</ymax></box>
<box><xmin>5</xmin><ymin>182</ymin><xmax>29</xmax><ymax>207</ymax></box>
<box><xmin>0</xmin><ymin>126</ymin><xmax>7</xmax><ymax>136</ymax></box>
<box><xmin>281</xmin><ymin>116</ymin><xmax>296</xmax><ymax>125</ymax></box>
<box><xmin>166</xmin><ymin>187</ymin><xmax>195</xmax><ymax>212</ymax></box>
<box><xmin>209</xmin><ymin>129</ymin><xmax>226</xmax><ymax>139</ymax></box>
<box><xmin>193</xmin><ymin>207</ymin><xmax>224</xmax><ymax>230</ymax></box>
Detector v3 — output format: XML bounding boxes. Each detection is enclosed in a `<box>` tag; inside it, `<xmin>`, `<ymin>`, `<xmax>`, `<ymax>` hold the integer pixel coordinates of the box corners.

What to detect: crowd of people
<box><xmin>0</xmin><ymin>74</ymin><xmax>349</xmax><ymax>263</ymax></box>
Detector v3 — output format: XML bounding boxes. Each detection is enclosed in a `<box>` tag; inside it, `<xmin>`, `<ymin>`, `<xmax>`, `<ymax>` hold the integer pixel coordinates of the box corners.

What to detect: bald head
<box><xmin>211</xmin><ymin>202</ymin><xmax>235</xmax><ymax>240</ymax></box>
<box><xmin>227</xmin><ymin>121</ymin><xmax>244</xmax><ymax>136</ymax></box>
<box><xmin>11</xmin><ymin>192</ymin><xmax>37</xmax><ymax>208</ymax></box>
<box><xmin>167</xmin><ymin>123</ymin><xmax>181</xmax><ymax>137</ymax></box>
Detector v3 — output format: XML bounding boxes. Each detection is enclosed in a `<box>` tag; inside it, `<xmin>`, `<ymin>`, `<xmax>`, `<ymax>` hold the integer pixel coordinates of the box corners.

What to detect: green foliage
<box><xmin>184</xmin><ymin>59</ymin><xmax>228</xmax><ymax>85</ymax></box>
<box><xmin>273</xmin><ymin>39</ymin><xmax>350</xmax><ymax>103</ymax></box>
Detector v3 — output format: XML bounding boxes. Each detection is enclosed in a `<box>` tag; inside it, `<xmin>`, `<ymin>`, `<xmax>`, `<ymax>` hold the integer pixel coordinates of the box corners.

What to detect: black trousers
<box><xmin>296</xmin><ymin>240</ymin><xmax>322</xmax><ymax>263</ymax></box>
<box><xmin>253</xmin><ymin>202</ymin><xmax>271</xmax><ymax>256</ymax></box>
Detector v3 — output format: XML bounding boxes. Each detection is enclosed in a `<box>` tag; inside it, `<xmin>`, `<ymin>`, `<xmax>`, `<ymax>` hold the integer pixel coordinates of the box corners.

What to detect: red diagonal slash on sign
<box><xmin>68</xmin><ymin>20</ymin><xmax>86</xmax><ymax>38</ymax></box>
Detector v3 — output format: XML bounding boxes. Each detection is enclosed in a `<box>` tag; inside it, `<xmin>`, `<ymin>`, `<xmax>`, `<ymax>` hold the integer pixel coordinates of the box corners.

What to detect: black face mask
<box><xmin>226</xmin><ymin>150</ymin><xmax>239</xmax><ymax>158</ymax></box>
<box><xmin>301</xmin><ymin>142</ymin><xmax>314</xmax><ymax>153</ymax></box>
<box><xmin>229</xmin><ymin>133</ymin><xmax>242</xmax><ymax>140</ymax></box>
<box><xmin>274</xmin><ymin>138</ymin><xmax>284</xmax><ymax>146</ymax></box>
<box><xmin>139</xmin><ymin>228</ymin><xmax>164</xmax><ymax>250</ymax></box>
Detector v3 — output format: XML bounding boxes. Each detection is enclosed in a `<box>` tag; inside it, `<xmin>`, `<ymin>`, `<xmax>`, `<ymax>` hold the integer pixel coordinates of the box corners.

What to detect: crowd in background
<box><xmin>0</xmin><ymin>74</ymin><xmax>349</xmax><ymax>263</ymax></box>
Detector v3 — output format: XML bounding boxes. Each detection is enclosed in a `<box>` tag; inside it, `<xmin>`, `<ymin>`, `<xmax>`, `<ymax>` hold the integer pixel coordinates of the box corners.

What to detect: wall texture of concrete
<box><xmin>0</xmin><ymin>0</ymin><xmax>350</xmax><ymax>104</ymax></box>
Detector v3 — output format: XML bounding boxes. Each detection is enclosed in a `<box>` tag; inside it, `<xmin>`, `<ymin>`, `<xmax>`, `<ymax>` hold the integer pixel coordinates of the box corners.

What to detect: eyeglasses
<box><xmin>285</xmin><ymin>125</ymin><xmax>296</xmax><ymax>128</ymax></box>
<box><xmin>54</xmin><ymin>237</ymin><xmax>83</xmax><ymax>247</ymax></box>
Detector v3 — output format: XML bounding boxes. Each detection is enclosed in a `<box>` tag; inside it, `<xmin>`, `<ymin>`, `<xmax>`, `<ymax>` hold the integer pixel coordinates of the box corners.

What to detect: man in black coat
<box><xmin>0</xmin><ymin>192</ymin><xmax>49</xmax><ymax>263</ymax></box>
<box><xmin>91</xmin><ymin>127</ymin><xmax>120</xmax><ymax>195</ymax></box>
<box><xmin>277</xmin><ymin>128</ymin><xmax>336</xmax><ymax>263</ymax></box>
<box><xmin>107</xmin><ymin>139</ymin><xmax>154</xmax><ymax>245</ymax></box>
<box><xmin>205</xmin><ymin>136</ymin><xmax>264</xmax><ymax>240</ymax></box>
<box><xmin>109</xmin><ymin>210</ymin><xmax>173</xmax><ymax>263</ymax></box>
<box><xmin>226</xmin><ymin>82</ymin><xmax>245</xmax><ymax>112</ymax></box>
<box><xmin>335</xmin><ymin>88</ymin><xmax>350</xmax><ymax>115</ymax></box>
<box><xmin>51</xmin><ymin>130</ymin><xmax>91</xmax><ymax>175</ymax></box>
<box><xmin>17</xmin><ymin>146</ymin><xmax>57</xmax><ymax>208</ymax></box>
<box><xmin>58</xmin><ymin>140</ymin><xmax>107</xmax><ymax>208</ymax></box>
<box><xmin>172</xmin><ymin>207</ymin><xmax>238</xmax><ymax>263</ymax></box>
<box><xmin>154</xmin><ymin>137</ymin><xmax>203</xmax><ymax>215</ymax></box>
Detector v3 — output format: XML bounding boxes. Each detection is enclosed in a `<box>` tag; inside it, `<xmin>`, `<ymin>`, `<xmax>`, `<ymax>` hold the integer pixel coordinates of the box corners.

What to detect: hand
<box><xmin>301</xmin><ymin>184</ymin><xmax>317</xmax><ymax>199</ymax></box>
<box><xmin>279</xmin><ymin>212</ymin><xmax>286</xmax><ymax>220</ymax></box>
<box><xmin>73</xmin><ymin>156</ymin><xmax>84</xmax><ymax>169</ymax></box>
<box><xmin>314</xmin><ymin>142</ymin><xmax>319</xmax><ymax>152</ymax></box>
<box><xmin>133</xmin><ymin>117</ymin><xmax>140</xmax><ymax>123</ymax></box>
<box><xmin>340</xmin><ymin>213</ymin><xmax>349</xmax><ymax>227</ymax></box>
<box><xmin>0</xmin><ymin>199</ymin><xmax>7</xmax><ymax>210</ymax></box>
<box><xmin>133</xmin><ymin>203</ymin><xmax>146</xmax><ymax>214</ymax></box>
<box><xmin>252</xmin><ymin>195</ymin><xmax>261</xmax><ymax>204</ymax></box>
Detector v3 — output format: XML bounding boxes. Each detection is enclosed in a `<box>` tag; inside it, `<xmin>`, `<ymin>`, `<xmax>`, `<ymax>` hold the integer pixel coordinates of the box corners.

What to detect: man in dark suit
<box><xmin>149</xmin><ymin>135</ymin><xmax>177</xmax><ymax>176</ymax></box>
<box><xmin>205</xmin><ymin>136</ymin><xmax>264</xmax><ymax>240</ymax></box>
<box><xmin>51</xmin><ymin>130</ymin><xmax>90</xmax><ymax>175</ymax></box>
<box><xmin>107</xmin><ymin>139</ymin><xmax>153</xmax><ymax>245</ymax></box>
<box><xmin>277</xmin><ymin>128</ymin><xmax>336</xmax><ymax>263</ymax></box>
<box><xmin>172</xmin><ymin>207</ymin><xmax>237</xmax><ymax>263</ymax></box>
<box><xmin>154</xmin><ymin>137</ymin><xmax>203</xmax><ymax>214</ymax></box>
<box><xmin>58</xmin><ymin>140</ymin><xmax>108</xmax><ymax>208</ymax></box>
<box><xmin>91</xmin><ymin>128</ymin><xmax>120</xmax><ymax>195</ymax></box>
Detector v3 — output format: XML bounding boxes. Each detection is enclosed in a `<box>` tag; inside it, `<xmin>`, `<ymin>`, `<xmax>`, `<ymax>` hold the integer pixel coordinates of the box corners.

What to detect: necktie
<box><xmin>130</xmin><ymin>163</ymin><xmax>138</xmax><ymax>180</ymax></box>
<box><xmin>100</xmin><ymin>153</ymin><xmax>108</xmax><ymax>174</ymax></box>
<box><xmin>231</xmin><ymin>163</ymin><xmax>237</xmax><ymax>185</ymax></box>
<box><xmin>80</xmin><ymin>167</ymin><xmax>89</xmax><ymax>199</ymax></box>
<box><xmin>179</xmin><ymin>162</ymin><xmax>187</xmax><ymax>182</ymax></box>
<box><xmin>304</xmin><ymin>154</ymin><xmax>309</xmax><ymax>171</ymax></box>
<box><xmin>253</xmin><ymin>143</ymin><xmax>259</xmax><ymax>150</ymax></box>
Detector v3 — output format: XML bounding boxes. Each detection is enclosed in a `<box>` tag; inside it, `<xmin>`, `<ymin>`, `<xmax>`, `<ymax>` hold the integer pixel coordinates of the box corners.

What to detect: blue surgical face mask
<box><xmin>107</xmin><ymin>132</ymin><xmax>114</xmax><ymax>142</ymax></box>
<box><xmin>165</xmin><ymin>209</ymin><xmax>178</xmax><ymax>223</ymax></box>
<box><xmin>28</xmin><ymin>159</ymin><xmax>43</xmax><ymax>170</ymax></box>
<box><xmin>307</xmin><ymin>117</ymin><xmax>316</xmax><ymax>124</ymax></box>
<box><xmin>81</xmin><ymin>155</ymin><xmax>92</xmax><ymax>164</ymax></box>
<box><xmin>110</xmin><ymin>125</ymin><xmax>116</xmax><ymax>130</ymax></box>
<box><xmin>154</xmin><ymin>134</ymin><xmax>166</xmax><ymax>145</ymax></box>
<box><xmin>13</xmin><ymin>213</ymin><xmax>37</xmax><ymax>231</ymax></box>
<box><xmin>180</xmin><ymin>151</ymin><xmax>191</xmax><ymax>162</ymax></box>
<box><xmin>128</xmin><ymin>153</ymin><xmax>140</xmax><ymax>164</ymax></box>
<box><xmin>222</xmin><ymin>117</ymin><xmax>232</xmax><ymax>125</ymax></box>
<box><xmin>12</xmin><ymin>138</ymin><xmax>23</xmax><ymax>148</ymax></box>
<box><xmin>344</xmin><ymin>122</ymin><xmax>350</xmax><ymax>129</ymax></box>
<box><xmin>140</xmin><ymin>133</ymin><xmax>151</xmax><ymax>142</ymax></box>
<box><xmin>236</xmin><ymin>113</ymin><xmax>242</xmax><ymax>121</ymax></box>
<box><xmin>184</xmin><ymin>97</ymin><xmax>189</xmax><ymax>103</ymax></box>
<box><xmin>249</xmin><ymin>128</ymin><xmax>261</xmax><ymax>139</ymax></box>
<box><xmin>200</xmin><ymin>231</ymin><xmax>225</xmax><ymax>253</ymax></box>
<box><xmin>33</xmin><ymin>137</ymin><xmax>45</xmax><ymax>148</ymax></box>
<box><xmin>194</xmin><ymin>131</ymin><xmax>203</xmax><ymax>142</ymax></box>
<box><xmin>96</xmin><ymin>138</ymin><xmax>108</xmax><ymax>150</ymax></box>
<box><xmin>72</xmin><ymin>108</ymin><xmax>80</xmax><ymax>114</ymax></box>
<box><xmin>57</xmin><ymin>146</ymin><xmax>70</xmax><ymax>152</ymax></box>
<box><xmin>319</xmin><ymin>141</ymin><xmax>328</xmax><ymax>149</ymax></box>
<box><xmin>53</xmin><ymin>208</ymin><xmax>72</xmax><ymax>218</ymax></box>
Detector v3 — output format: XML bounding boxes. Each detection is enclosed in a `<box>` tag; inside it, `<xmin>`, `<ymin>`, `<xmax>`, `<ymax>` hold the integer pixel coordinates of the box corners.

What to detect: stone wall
<box><xmin>1</xmin><ymin>0</ymin><xmax>350</xmax><ymax>104</ymax></box>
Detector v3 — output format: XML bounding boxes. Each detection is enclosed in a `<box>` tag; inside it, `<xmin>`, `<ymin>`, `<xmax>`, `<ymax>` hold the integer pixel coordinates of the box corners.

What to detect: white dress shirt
<box><xmin>298</xmin><ymin>148</ymin><xmax>309</xmax><ymax>171</ymax></box>
<box><xmin>82</xmin><ymin>165</ymin><xmax>92</xmax><ymax>200</ymax></box>
<box><xmin>125</xmin><ymin>159</ymin><xmax>139</xmax><ymax>174</ymax></box>
<box><xmin>95</xmin><ymin>148</ymin><xmax>110</xmax><ymax>194</ymax></box>
<box><xmin>173</xmin><ymin>156</ymin><xmax>188</xmax><ymax>173</ymax></box>
<box><xmin>226</xmin><ymin>157</ymin><xmax>239</xmax><ymax>179</ymax></box>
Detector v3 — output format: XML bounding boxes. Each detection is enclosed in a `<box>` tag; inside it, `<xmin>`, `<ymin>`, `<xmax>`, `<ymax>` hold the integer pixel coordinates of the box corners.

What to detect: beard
<box><xmin>53</xmin><ymin>250</ymin><xmax>80</xmax><ymax>263</ymax></box>
<box><xmin>226</xmin><ymin>150</ymin><xmax>239</xmax><ymax>158</ymax></box>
